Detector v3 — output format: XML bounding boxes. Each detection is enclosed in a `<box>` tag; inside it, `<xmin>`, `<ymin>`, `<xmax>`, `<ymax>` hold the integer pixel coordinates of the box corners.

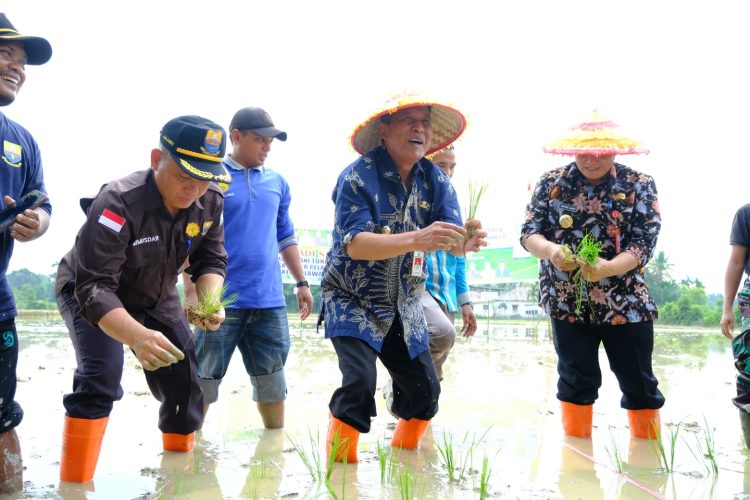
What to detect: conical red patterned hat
<box><xmin>543</xmin><ymin>111</ymin><xmax>649</xmax><ymax>156</ymax></box>
<box><xmin>351</xmin><ymin>93</ymin><xmax>467</xmax><ymax>156</ymax></box>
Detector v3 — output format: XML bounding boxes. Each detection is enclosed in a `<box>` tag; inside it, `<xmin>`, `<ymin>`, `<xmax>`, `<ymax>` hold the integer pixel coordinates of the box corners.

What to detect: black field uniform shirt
<box><xmin>55</xmin><ymin>169</ymin><xmax>227</xmax><ymax>328</ymax></box>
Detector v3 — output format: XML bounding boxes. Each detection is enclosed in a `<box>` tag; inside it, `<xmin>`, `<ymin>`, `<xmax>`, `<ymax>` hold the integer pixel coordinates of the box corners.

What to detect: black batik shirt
<box><xmin>521</xmin><ymin>161</ymin><xmax>660</xmax><ymax>325</ymax></box>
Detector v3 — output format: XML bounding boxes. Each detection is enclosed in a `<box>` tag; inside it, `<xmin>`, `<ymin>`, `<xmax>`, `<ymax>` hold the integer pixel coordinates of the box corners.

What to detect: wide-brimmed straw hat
<box><xmin>0</xmin><ymin>14</ymin><xmax>51</xmax><ymax>65</ymax></box>
<box><xmin>543</xmin><ymin>110</ymin><xmax>649</xmax><ymax>156</ymax></box>
<box><xmin>350</xmin><ymin>93</ymin><xmax>467</xmax><ymax>156</ymax></box>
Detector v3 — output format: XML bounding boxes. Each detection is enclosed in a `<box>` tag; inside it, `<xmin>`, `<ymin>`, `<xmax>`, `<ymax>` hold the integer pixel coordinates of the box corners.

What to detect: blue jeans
<box><xmin>195</xmin><ymin>307</ymin><xmax>290</xmax><ymax>404</ymax></box>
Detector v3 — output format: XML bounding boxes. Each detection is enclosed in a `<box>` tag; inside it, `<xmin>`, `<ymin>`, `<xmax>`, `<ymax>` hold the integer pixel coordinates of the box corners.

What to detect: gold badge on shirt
<box><xmin>559</xmin><ymin>214</ymin><xmax>573</xmax><ymax>228</ymax></box>
<box><xmin>185</xmin><ymin>222</ymin><xmax>200</xmax><ymax>238</ymax></box>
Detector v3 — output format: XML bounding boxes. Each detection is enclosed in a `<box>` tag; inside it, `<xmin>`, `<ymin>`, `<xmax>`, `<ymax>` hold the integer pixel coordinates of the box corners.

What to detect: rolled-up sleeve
<box><xmin>333</xmin><ymin>166</ymin><xmax>375</xmax><ymax>247</ymax></box>
<box><xmin>74</xmin><ymin>193</ymin><xmax>129</xmax><ymax>325</ymax></box>
<box><xmin>624</xmin><ymin>175</ymin><xmax>661</xmax><ymax>267</ymax></box>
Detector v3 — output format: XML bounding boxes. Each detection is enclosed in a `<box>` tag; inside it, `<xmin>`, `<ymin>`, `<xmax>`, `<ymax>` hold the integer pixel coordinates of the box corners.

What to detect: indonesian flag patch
<box><xmin>98</xmin><ymin>209</ymin><xmax>126</xmax><ymax>233</ymax></box>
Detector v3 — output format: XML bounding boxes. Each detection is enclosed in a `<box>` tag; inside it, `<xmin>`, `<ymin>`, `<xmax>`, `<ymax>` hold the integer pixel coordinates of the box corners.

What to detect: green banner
<box><xmin>279</xmin><ymin>229</ymin><xmax>539</xmax><ymax>286</ymax></box>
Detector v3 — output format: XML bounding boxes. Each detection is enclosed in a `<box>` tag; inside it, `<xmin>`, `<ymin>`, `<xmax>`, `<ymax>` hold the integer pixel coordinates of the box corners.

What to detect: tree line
<box><xmin>6</xmin><ymin>252</ymin><xmax>734</xmax><ymax>328</ymax></box>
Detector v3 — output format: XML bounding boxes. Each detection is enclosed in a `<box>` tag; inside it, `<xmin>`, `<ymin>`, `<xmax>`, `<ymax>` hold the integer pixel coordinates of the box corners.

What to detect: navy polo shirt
<box><xmin>0</xmin><ymin>112</ymin><xmax>51</xmax><ymax>321</ymax></box>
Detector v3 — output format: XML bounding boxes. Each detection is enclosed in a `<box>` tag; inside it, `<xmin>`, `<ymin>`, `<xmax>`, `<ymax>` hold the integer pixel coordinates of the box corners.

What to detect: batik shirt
<box><xmin>322</xmin><ymin>146</ymin><xmax>462</xmax><ymax>359</ymax></box>
<box><xmin>521</xmin><ymin>161</ymin><xmax>660</xmax><ymax>325</ymax></box>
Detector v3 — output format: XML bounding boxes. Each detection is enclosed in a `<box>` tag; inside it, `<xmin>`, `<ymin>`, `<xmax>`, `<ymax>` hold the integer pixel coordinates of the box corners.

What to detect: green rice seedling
<box><xmin>243</xmin><ymin>459</ymin><xmax>269</xmax><ymax>499</ymax></box>
<box><xmin>478</xmin><ymin>455</ymin><xmax>492</xmax><ymax>500</ymax></box>
<box><xmin>377</xmin><ymin>440</ymin><xmax>390</xmax><ymax>484</ymax></box>
<box><xmin>649</xmin><ymin>420</ymin><xmax>680</xmax><ymax>473</ymax></box>
<box><xmin>604</xmin><ymin>426</ymin><xmax>625</xmax><ymax>473</ymax></box>
<box><xmin>436</xmin><ymin>428</ymin><xmax>492</xmax><ymax>483</ymax></box>
<box><xmin>569</xmin><ymin>232</ymin><xmax>603</xmax><ymax>315</ymax></box>
<box><xmin>467</xmin><ymin>180</ymin><xmax>489</xmax><ymax>222</ymax></box>
<box><xmin>324</xmin><ymin>462</ymin><xmax>346</xmax><ymax>500</ymax></box>
<box><xmin>387</xmin><ymin>446</ymin><xmax>401</xmax><ymax>483</ymax></box>
<box><xmin>397</xmin><ymin>466</ymin><xmax>417</xmax><ymax>500</ymax></box>
<box><xmin>188</xmin><ymin>283</ymin><xmax>238</xmax><ymax>322</ymax></box>
<box><xmin>325</xmin><ymin>429</ymin><xmax>349</xmax><ymax>481</ymax></box>
<box><xmin>435</xmin><ymin>432</ymin><xmax>458</xmax><ymax>481</ymax></box>
<box><xmin>701</xmin><ymin>416</ymin><xmax>719</xmax><ymax>475</ymax></box>
<box><xmin>686</xmin><ymin>416</ymin><xmax>719</xmax><ymax>476</ymax></box>
<box><xmin>287</xmin><ymin>429</ymin><xmax>323</xmax><ymax>481</ymax></box>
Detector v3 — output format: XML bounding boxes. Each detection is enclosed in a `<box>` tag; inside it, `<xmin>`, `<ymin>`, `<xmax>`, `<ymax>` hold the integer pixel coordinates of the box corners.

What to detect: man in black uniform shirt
<box><xmin>55</xmin><ymin>115</ymin><xmax>231</xmax><ymax>483</ymax></box>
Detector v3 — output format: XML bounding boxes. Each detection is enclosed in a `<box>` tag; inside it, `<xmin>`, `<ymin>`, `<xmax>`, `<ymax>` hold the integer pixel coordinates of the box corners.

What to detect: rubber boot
<box><xmin>740</xmin><ymin>409</ymin><xmax>750</xmax><ymax>449</ymax></box>
<box><xmin>60</xmin><ymin>416</ymin><xmax>109</xmax><ymax>483</ymax></box>
<box><xmin>391</xmin><ymin>418</ymin><xmax>430</xmax><ymax>449</ymax></box>
<box><xmin>0</xmin><ymin>429</ymin><xmax>22</xmax><ymax>494</ymax></box>
<box><xmin>628</xmin><ymin>409</ymin><xmax>660</xmax><ymax>439</ymax></box>
<box><xmin>560</xmin><ymin>401</ymin><xmax>592</xmax><ymax>438</ymax></box>
<box><xmin>327</xmin><ymin>416</ymin><xmax>359</xmax><ymax>463</ymax></box>
<box><xmin>163</xmin><ymin>432</ymin><xmax>195</xmax><ymax>452</ymax></box>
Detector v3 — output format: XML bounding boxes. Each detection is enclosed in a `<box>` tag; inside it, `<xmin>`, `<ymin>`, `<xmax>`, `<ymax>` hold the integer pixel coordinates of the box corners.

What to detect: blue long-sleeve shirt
<box><xmin>424</xmin><ymin>251</ymin><xmax>470</xmax><ymax>313</ymax></box>
<box><xmin>221</xmin><ymin>156</ymin><xmax>297</xmax><ymax>309</ymax></box>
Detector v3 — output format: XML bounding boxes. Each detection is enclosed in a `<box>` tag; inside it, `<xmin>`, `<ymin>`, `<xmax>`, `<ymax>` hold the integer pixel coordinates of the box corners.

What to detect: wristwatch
<box><xmin>296</xmin><ymin>280</ymin><xmax>309</xmax><ymax>288</ymax></box>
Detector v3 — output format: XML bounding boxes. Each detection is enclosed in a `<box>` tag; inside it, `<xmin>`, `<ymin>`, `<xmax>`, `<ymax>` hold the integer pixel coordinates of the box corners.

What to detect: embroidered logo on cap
<box><xmin>2</xmin><ymin>141</ymin><xmax>21</xmax><ymax>167</ymax></box>
<box><xmin>202</xmin><ymin>130</ymin><xmax>223</xmax><ymax>156</ymax></box>
<box><xmin>98</xmin><ymin>209</ymin><xmax>126</xmax><ymax>233</ymax></box>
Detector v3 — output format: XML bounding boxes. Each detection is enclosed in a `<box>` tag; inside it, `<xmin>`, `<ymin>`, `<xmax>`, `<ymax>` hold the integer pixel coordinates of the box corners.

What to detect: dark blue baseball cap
<box><xmin>0</xmin><ymin>14</ymin><xmax>51</xmax><ymax>65</ymax></box>
<box><xmin>229</xmin><ymin>107</ymin><xmax>287</xmax><ymax>141</ymax></box>
<box><xmin>160</xmin><ymin>115</ymin><xmax>231</xmax><ymax>183</ymax></box>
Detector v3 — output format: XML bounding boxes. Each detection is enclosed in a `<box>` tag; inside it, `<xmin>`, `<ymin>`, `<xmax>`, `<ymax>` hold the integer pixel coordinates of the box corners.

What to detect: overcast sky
<box><xmin>3</xmin><ymin>0</ymin><xmax>749</xmax><ymax>294</ymax></box>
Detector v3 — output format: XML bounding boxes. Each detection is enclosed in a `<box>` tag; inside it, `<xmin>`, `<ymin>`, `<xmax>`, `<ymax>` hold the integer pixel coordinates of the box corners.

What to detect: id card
<box><xmin>411</xmin><ymin>251</ymin><xmax>425</xmax><ymax>277</ymax></box>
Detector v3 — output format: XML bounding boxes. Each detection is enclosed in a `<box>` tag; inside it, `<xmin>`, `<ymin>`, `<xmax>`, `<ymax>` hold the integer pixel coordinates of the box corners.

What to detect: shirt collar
<box><xmin>225</xmin><ymin>155</ymin><xmax>265</xmax><ymax>173</ymax></box>
<box><xmin>373</xmin><ymin>146</ymin><xmax>426</xmax><ymax>179</ymax></box>
<box><xmin>569</xmin><ymin>161</ymin><xmax>618</xmax><ymax>187</ymax></box>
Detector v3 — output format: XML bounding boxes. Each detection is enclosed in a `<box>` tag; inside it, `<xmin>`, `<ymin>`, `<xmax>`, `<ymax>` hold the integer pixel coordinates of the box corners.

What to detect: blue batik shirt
<box><xmin>321</xmin><ymin>146</ymin><xmax>462</xmax><ymax>359</ymax></box>
<box><xmin>0</xmin><ymin>113</ymin><xmax>51</xmax><ymax>321</ymax></box>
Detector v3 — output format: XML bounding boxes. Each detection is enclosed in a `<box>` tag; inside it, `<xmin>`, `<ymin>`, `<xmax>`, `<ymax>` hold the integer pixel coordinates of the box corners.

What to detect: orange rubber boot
<box><xmin>327</xmin><ymin>416</ymin><xmax>359</xmax><ymax>463</ymax></box>
<box><xmin>60</xmin><ymin>416</ymin><xmax>109</xmax><ymax>483</ymax></box>
<box><xmin>391</xmin><ymin>418</ymin><xmax>430</xmax><ymax>449</ymax></box>
<box><xmin>628</xmin><ymin>409</ymin><xmax>660</xmax><ymax>439</ymax></box>
<box><xmin>561</xmin><ymin>401</ymin><xmax>593</xmax><ymax>438</ymax></box>
<box><xmin>163</xmin><ymin>432</ymin><xmax>195</xmax><ymax>452</ymax></box>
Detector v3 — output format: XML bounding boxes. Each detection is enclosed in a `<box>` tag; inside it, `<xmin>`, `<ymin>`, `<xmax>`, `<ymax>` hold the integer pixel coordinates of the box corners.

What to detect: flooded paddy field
<box><xmin>7</xmin><ymin>318</ymin><xmax>750</xmax><ymax>499</ymax></box>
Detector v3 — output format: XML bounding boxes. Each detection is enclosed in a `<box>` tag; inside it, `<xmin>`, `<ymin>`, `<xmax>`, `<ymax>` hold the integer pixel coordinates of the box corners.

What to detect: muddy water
<box><xmin>7</xmin><ymin>319</ymin><xmax>750</xmax><ymax>499</ymax></box>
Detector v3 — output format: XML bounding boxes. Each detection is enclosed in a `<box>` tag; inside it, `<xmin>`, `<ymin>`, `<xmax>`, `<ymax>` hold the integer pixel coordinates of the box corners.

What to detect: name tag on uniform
<box><xmin>411</xmin><ymin>251</ymin><xmax>425</xmax><ymax>277</ymax></box>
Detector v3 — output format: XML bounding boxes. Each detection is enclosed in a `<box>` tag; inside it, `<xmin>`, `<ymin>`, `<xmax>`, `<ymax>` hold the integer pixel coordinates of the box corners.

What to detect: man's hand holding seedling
<box><xmin>183</xmin><ymin>273</ymin><xmax>233</xmax><ymax>331</ymax></box>
<box><xmin>459</xmin><ymin>219</ymin><xmax>488</xmax><ymax>254</ymax></box>
<box><xmin>549</xmin><ymin>243</ymin><xmax>577</xmax><ymax>272</ymax></box>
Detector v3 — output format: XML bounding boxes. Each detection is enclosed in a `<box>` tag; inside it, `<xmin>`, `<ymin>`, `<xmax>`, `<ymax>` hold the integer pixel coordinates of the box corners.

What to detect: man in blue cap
<box><xmin>55</xmin><ymin>115</ymin><xmax>231</xmax><ymax>483</ymax></box>
<box><xmin>0</xmin><ymin>12</ymin><xmax>53</xmax><ymax>494</ymax></box>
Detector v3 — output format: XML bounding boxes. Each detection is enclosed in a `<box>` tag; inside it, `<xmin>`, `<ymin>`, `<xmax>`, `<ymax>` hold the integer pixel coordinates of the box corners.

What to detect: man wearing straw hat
<box><xmin>521</xmin><ymin>111</ymin><xmax>664</xmax><ymax>440</ymax></box>
<box><xmin>55</xmin><ymin>115</ymin><xmax>230</xmax><ymax>483</ymax></box>
<box><xmin>0</xmin><ymin>13</ymin><xmax>53</xmax><ymax>493</ymax></box>
<box><xmin>320</xmin><ymin>94</ymin><xmax>487</xmax><ymax>462</ymax></box>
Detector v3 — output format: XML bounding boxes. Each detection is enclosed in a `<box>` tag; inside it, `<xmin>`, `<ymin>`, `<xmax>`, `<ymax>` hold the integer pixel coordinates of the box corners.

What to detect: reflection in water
<box><xmin>10</xmin><ymin>319</ymin><xmax>750</xmax><ymax>499</ymax></box>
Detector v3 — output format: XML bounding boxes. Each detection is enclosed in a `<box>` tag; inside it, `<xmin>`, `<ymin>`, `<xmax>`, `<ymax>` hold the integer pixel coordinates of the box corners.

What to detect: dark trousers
<box><xmin>552</xmin><ymin>319</ymin><xmax>665</xmax><ymax>409</ymax></box>
<box><xmin>57</xmin><ymin>287</ymin><xmax>204</xmax><ymax>434</ymax></box>
<box><xmin>329</xmin><ymin>320</ymin><xmax>440</xmax><ymax>433</ymax></box>
<box><xmin>0</xmin><ymin>318</ymin><xmax>22</xmax><ymax>432</ymax></box>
